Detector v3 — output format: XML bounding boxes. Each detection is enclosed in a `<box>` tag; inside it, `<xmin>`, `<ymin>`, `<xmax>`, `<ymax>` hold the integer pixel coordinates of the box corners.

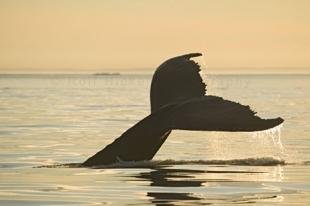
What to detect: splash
<box><xmin>154</xmin><ymin>157</ymin><xmax>285</xmax><ymax>167</ymax></box>
<box><xmin>94</xmin><ymin>157</ymin><xmax>285</xmax><ymax>168</ymax></box>
<box><xmin>252</xmin><ymin>124</ymin><xmax>284</xmax><ymax>152</ymax></box>
<box><xmin>38</xmin><ymin>157</ymin><xmax>285</xmax><ymax>169</ymax></box>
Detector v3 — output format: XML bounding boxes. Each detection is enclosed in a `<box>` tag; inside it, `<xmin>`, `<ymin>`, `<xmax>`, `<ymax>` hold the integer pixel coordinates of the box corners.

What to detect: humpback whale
<box><xmin>83</xmin><ymin>53</ymin><xmax>284</xmax><ymax>166</ymax></box>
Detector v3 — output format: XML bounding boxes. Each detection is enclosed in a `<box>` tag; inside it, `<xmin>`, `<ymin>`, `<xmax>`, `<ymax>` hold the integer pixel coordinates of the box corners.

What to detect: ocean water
<box><xmin>0</xmin><ymin>73</ymin><xmax>309</xmax><ymax>205</ymax></box>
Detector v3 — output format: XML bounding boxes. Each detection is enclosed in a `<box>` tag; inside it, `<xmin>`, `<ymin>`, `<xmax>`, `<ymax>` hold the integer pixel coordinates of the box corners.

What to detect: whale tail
<box><xmin>82</xmin><ymin>53</ymin><xmax>284</xmax><ymax>166</ymax></box>
<box><xmin>150</xmin><ymin>53</ymin><xmax>206</xmax><ymax>113</ymax></box>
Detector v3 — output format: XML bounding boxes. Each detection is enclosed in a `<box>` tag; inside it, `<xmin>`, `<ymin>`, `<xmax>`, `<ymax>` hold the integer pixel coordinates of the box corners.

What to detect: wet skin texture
<box><xmin>83</xmin><ymin>53</ymin><xmax>284</xmax><ymax>166</ymax></box>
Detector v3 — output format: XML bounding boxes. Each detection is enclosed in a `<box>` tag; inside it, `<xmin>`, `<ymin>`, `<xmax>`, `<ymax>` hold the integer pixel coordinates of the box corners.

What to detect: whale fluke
<box><xmin>151</xmin><ymin>53</ymin><xmax>205</xmax><ymax>112</ymax></box>
<box><xmin>168</xmin><ymin>96</ymin><xmax>284</xmax><ymax>132</ymax></box>
<box><xmin>82</xmin><ymin>53</ymin><xmax>284</xmax><ymax>166</ymax></box>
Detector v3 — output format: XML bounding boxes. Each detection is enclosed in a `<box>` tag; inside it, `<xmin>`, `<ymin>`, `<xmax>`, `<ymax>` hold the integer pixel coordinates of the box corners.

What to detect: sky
<box><xmin>0</xmin><ymin>0</ymin><xmax>310</xmax><ymax>73</ymax></box>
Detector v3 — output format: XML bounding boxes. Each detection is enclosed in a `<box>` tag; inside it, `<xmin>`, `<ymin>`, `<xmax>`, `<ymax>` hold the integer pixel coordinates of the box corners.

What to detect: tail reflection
<box><xmin>134</xmin><ymin>168</ymin><xmax>205</xmax><ymax>187</ymax></box>
<box><xmin>129</xmin><ymin>165</ymin><xmax>283</xmax><ymax>205</ymax></box>
<box><xmin>147</xmin><ymin>192</ymin><xmax>202</xmax><ymax>205</ymax></box>
<box><xmin>135</xmin><ymin>168</ymin><xmax>204</xmax><ymax>205</ymax></box>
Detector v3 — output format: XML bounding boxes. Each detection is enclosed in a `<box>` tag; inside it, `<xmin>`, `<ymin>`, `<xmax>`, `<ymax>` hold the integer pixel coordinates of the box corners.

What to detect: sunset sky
<box><xmin>0</xmin><ymin>0</ymin><xmax>309</xmax><ymax>73</ymax></box>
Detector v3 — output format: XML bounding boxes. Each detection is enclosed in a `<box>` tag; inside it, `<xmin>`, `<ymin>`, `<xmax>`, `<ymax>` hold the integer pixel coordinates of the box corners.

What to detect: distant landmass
<box><xmin>93</xmin><ymin>72</ymin><xmax>121</xmax><ymax>76</ymax></box>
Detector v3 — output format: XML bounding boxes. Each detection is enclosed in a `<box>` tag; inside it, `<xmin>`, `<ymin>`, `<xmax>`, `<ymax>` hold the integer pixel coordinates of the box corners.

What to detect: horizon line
<box><xmin>1</xmin><ymin>66</ymin><xmax>310</xmax><ymax>70</ymax></box>
<box><xmin>1</xmin><ymin>72</ymin><xmax>310</xmax><ymax>75</ymax></box>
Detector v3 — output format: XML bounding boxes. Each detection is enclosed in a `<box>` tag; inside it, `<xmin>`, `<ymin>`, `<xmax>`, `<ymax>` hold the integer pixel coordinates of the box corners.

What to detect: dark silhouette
<box><xmin>83</xmin><ymin>53</ymin><xmax>284</xmax><ymax>166</ymax></box>
<box><xmin>130</xmin><ymin>167</ymin><xmax>265</xmax><ymax>205</ymax></box>
<box><xmin>134</xmin><ymin>168</ymin><xmax>206</xmax><ymax>187</ymax></box>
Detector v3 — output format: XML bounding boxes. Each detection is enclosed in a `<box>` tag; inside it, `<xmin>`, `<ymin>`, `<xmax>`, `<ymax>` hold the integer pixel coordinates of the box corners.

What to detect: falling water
<box><xmin>252</xmin><ymin>124</ymin><xmax>284</xmax><ymax>152</ymax></box>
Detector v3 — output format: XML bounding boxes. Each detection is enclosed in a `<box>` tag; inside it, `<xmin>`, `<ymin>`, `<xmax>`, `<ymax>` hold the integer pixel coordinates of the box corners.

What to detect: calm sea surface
<box><xmin>0</xmin><ymin>73</ymin><xmax>309</xmax><ymax>205</ymax></box>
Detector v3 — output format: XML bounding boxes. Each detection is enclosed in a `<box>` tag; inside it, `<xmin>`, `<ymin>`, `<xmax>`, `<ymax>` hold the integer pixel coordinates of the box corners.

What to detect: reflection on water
<box><xmin>147</xmin><ymin>192</ymin><xmax>202</xmax><ymax>205</ymax></box>
<box><xmin>134</xmin><ymin>168</ymin><xmax>206</xmax><ymax>187</ymax></box>
<box><xmin>127</xmin><ymin>164</ymin><xmax>286</xmax><ymax>205</ymax></box>
<box><xmin>0</xmin><ymin>160</ymin><xmax>295</xmax><ymax>205</ymax></box>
